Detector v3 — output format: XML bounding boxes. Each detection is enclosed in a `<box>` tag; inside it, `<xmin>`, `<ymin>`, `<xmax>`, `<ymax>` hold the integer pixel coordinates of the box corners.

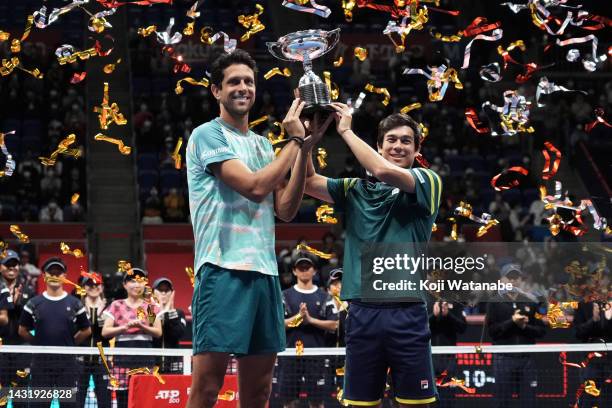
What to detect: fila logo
<box><xmin>155</xmin><ymin>390</ymin><xmax>181</xmax><ymax>403</ymax></box>
<box><xmin>420</xmin><ymin>380</ymin><xmax>429</xmax><ymax>390</ymax></box>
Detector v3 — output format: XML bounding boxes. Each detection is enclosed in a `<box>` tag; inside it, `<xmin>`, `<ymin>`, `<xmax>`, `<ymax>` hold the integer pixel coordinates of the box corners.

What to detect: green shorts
<box><xmin>192</xmin><ymin>263</ymin><xmax>286</xmax><ymax>356</ymax></box>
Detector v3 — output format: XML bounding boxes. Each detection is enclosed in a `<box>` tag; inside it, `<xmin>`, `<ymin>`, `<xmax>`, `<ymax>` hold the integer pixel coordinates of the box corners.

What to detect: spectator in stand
<box><xmin>77</xmin><ymin>272</ymin><xmax>111</xmax><ymax>408</ymax></box>
<box><xmin>18</xmin><ymin>257</ymin><xmax>91</xmax><ymax>408</ymax></box>
<box><xmin>40</xmin><ymin>168</ymin><xmax>62</xmax><ymax>201</ymax></box>
<box><xmin>39</xmin><ymin>200</ymin><xmax>64</xmax><ymax>222</ymax></box>
<box><xmin>0</xmin><ymin>251</ymin><xmax>36</xmax><ymax>344</ymax></box>
<box><xmin>325</xmin><ymin>268</ymin><xmax>347</xmax><ymax>348</ymax></box>
<box><xmin>486</xmin><ymin>263</ymin><xmax>546</xmax><ymax>408</ymax></box>
<box><xmin>574</xmin><ymin>300</ymin><xmax>612</xmax><ymax>407</ymax></box>
<box><xmin>279</xmin><ymin>253</ymin><xmax>338</xmax><ymax>408</ymax></box>
<box><xmin>142</xmin><ymin>187</ymin><xmax>164</xmax><ymax>224</ymax></box>
<box><xmin>153</xmin><ymin>277</ymin><xmax>187</xmax><ymax>373</ymax></box>
<box><xmin>19</xmin><ymin>249</ymin><xmax>41</xmax><ymax>285</ymax></box>
<box><xmin>102</xmin><ymin>267</ymin><xmax>162</xmax><ymax>408</ymax></box>
<box><xmin>429</xmin><ymin>300</ymin><xmax>467</xmax><ymax>408</ymax></box>
<box><xmin>63</xmin><ymin>199</ymin><xmax>85</xmax><ymax>222</ymax></box>
<box><xmin>163</xmin><ymin>188</ymin><xmax>186</xmax><ymax>222</ymax></box>
<box><xmin>0</xmin><ymin>268</ymin><xmax>12</xmax><ymax>393</ymax></box>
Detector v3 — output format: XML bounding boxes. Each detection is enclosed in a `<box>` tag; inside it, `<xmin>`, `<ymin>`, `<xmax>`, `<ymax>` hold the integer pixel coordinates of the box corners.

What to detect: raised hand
<box><xmin>303</xmin><ymin>112</ymin><xmax>335</xmax><ymax>151</ymax></box>
<box><xmin>329</xmin><ymin>102</ymin><xmax>353</xmax><ymax>136</ymax></box>
<box><xmin>282</xmin><ymin>98</ymin><xmax>306</xmax><ymax>139</ymax></box>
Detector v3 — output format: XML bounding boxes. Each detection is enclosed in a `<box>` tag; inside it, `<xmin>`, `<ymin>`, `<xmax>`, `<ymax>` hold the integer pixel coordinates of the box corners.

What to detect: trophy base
<box><xmin>302</xmin><ymin>103</ymin><xmax>335</xmax><ymax>115</ymax></box>
<box><xmin>299</xmin><ymin>82</ymin><xmax>334</xmax><ymax>116</ymax></box>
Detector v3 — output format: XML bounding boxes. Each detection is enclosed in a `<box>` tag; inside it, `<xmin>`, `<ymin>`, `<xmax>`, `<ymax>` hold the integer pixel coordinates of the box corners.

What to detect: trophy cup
<box><xmin>267</xmin><ymin>28</ymin><xmax>341</xmax><ymax>113</ymax></box>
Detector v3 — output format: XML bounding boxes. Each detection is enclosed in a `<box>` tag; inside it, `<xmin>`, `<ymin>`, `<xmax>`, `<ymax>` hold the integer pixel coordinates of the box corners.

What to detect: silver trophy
<box><xmin>267</xmin><ymin>28</ymin><xmax>341</xmax><ymax>113</ymax></box>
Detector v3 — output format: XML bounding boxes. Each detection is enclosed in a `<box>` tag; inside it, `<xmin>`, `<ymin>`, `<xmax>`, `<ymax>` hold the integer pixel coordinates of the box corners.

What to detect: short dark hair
<box><xmin>210</xmin><ymin>49</ymin><xmax>258</xmax><ymax>88</ymax></box>
<box><xmin>377</xmin><ymin>113</ymin><xmax>421</xmax><ymax>150</ymax></box>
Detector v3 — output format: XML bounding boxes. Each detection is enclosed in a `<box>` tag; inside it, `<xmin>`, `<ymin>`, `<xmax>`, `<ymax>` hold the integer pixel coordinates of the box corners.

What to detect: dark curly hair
<box><xmin>376</xmin><ymin>113</ymin><xmax>421</xmax><ymax>150</ymax></box>
<box><xmin>210</xmin><ymin>49</ymin><xmax>258</xmax><ymax>88</ymax></box>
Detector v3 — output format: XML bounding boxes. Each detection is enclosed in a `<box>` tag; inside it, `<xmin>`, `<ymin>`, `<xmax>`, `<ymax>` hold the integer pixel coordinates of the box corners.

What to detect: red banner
<box><xmin>128</xmin><ymin>374</ymin><xmax>238</xmax><ymax>408</ymax></box>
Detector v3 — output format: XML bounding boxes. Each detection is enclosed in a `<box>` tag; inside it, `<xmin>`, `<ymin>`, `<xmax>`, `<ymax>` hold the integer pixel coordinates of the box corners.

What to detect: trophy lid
<box><xmin>266</xmin><ymin>28</ymin><xmax>340</xmax><ymax>63</ymax></box>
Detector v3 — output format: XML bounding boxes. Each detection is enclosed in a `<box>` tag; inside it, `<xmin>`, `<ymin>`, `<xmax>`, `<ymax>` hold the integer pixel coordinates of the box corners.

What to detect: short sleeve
<box><xmin>20</xmin><ymin>299</ymin><xmax>35</xmax><ymax>329</ymax></box>
<box><xmin>0</xmin><ymin>286</ymin><xmax>13</xmax><ymax>310</ymax></box>
<box><xmin>102</xmin><ymin>300</ymin><xmax>119</xmax><ymax>321</ymax></box>
<box><xmin>327</xmin><ymin>178</ymin><xmax>359</xmax><ymax>210</ymax></box>
<box><xmin>191</xmin><ymin>122</ymin><xmax>238</xmax><ymax>172</ymax></box>
<box><xmin>323</xmin><ymin>295</ymin><xmax>338</xmax><ymax>320</ymax></box>
<box><xmin>406</xmin><ymin>168</ymin><xmax>442</xmax><ymax>216</ymax></box>
<box><xmin>73</xmin><ymin>299</ymin><xmax>91</xmax><ymax>330</ymax></box>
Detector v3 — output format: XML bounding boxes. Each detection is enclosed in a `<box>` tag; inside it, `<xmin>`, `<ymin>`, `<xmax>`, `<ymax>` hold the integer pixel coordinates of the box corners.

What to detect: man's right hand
<box><xmin>282</xmin><ymin>98</ymin><xmax>306</xmax><ymax>139</ymax></box>
<box><xmin>302</xmin><ymin>112</ymin><xmax>335</xmax><ymax>151</ymax></box>
<box><xmin>512</xmin><ymin>309</ymin><xmax>528</xmax><ymax>329</ymax></box>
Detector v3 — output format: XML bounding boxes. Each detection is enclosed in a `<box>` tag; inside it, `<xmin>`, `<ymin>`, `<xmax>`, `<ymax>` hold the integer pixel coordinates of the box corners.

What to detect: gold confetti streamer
<box><xmin>316</xmin><ymin>204</ymin><xmax>338</xmax><ymax>224</ymax></box>
<box><xmin>336</xmin><ymin>367</ymin><xmax>345</xmax><ymax>376</ymax></box>
<box><xmin>94</xmin><ymin>134</ymin><xmax>131</xmax><ymax>155</ymax></box>
<box><xmin>333</xmin><ymin>56</ymin><xmax>344</xmax><ymax>67</ymax></box>
<box><xmin>584</xmin><ymin>380</ymin><xmax>601</xmax><ymax>397</ymax></box>
<box><xmin>118</xmin><ymin>260</ymin><xmax>132</xmax><ymax>273</ymax></box>
<box><xmin>364</xmin><ymin>83</ymin><xmax>390</xmax><ymax>106</ymax></box>
<box><xmin>60</xmin><ymin>242</ymin><xmax>84</xmax><ymax>258</ymax></box>
<box><xmin>183</xmin><ymin>21</ymin><xmax>195</xmax><ymax>36</ymax></box>
<box><xmin>218</xmin><ymin>390</ymin><xmax>236</xmax><ymax>401</ymax></box>
<box><xmin>400</xmin><ymin>102</ymin><xmax>422</xmax><ymax>114</ymax></box>
<box><xmin>127</xmin><ymin>367</ymin><xmax>150</xmax><ymax>376</ymax></box>
<box><xmin>238</xmin><ymin>4</ymin><xmax>265</xmax><ymax>42</ymax></box>
<box><xmin>152</xmin><ymin>366</ymin><xmax>166</xmax><ymax>384</ymax></box>
<box><xmin>249</xmin><ymin>115</ymin><xmax>269</xmax><ymax>129</ymax></box>
<box><xmin>199</xmin><ymin>26</ymin><xmax>213</xmax><ymax>44</ymax></box>
<box><xmin>10</xmin><ymin>225</ymin><xmax>29</xmax><ymax>243</ymax></box>
<box><xmin>16</xmin><ymin>369</ymin><xmax>28</xmax><ymax>378</ymax></box>
<box><xmin>175</xmin><ymin>77</ymin><xmax>209</xmax><ymax>94</ymax></box>
<box><xmin>171</xmin><ymin>138</ymin><xmax>183</xmax><ymax>170</ymax></box>
<box><xmin>264</xmin><ymin>67</ymin><xmax>291</xmax><ymax>80</ymax></box>
<box><xmin>448</xmin><ymin>217</ymin><xmax>458</xmax><ymax>240</ymax></box>
<box><xmin>316</xmin><ymin>148</ymin><xmax>328</xmax><ymax>169</ymax></box>
<box><xmin>295</xmin><ymin>340</ymin><xmax>304</xmax><ymax>356</ymax></box>
<box><xmin>0</xmin><ymin>240</ymin><xmax>8</xmax><ymax>258</ymax></box>
<box><xmin>136</xmin><ymin>307</ymin><xmax>146</xmax><ymax>320</ymax></box>
<box><xmin>94</xmin><ymin>82</ymin><xmax>127</xmax><ymax>130</ymax></box>
<box><xmin>137</xmin><ymin>25</ymin><xmax>157</xmax><ymax>37</ymax></box>
<box><xmin>56</xmin><ymin>46</ymin><xmax>99</xmax><ymax>65</ymax></box>
<box><xmin>323</xmin><ymin>71</ymin><xmax>339</xmax><ymax>100</ymax></box>
<box><xmin>431</xmin><ymin>223</ymin><xmax>438</xmax><ymax>232</ymax></box>
<box><xmin>287</xmin><ymin>313</ymin><xmax>303</xmax><ymax>328</ymax></box>
<box><xmin>103</xmin><ymin>58</ymin><xmax>121</xmax><ymax>74</ymax></box>
<box><xmin>183</xmin><ymin>267</ymin><xmax>195</xmax><ymax>288</ymax></box>
<box><xmin>0</xmin><ymin>56</ymin><xmax>43</xmax><ymax>79</ymax></box>
<box><xmin>354</xmin><ymin>47</ymin><xmax>368</xmax><ymax>61</ymax></box>
<box><xmin>97</xmin><ymin>342</ymin><xmax>120</xmax><ymax>388</ymax></box>
<box><xmin>38</xmin><ymin>134</ymin><xmax>81</xmax><ymax>167</ymax></box>
<box><xmin>71</xmin><ymin>193</ymin><xmax>80</xmax><ymax>205</ymax></box>
<box><xmin>147</xmin><ymin>304</ymin><xmax>156</xmax><ymax>325</ymax></box>
<box><xmin>296</xmin><ymin>243</ymin><xmax>332</xmax><ymax>260</ymax></box>
<box><xmin>267</xmin><ymin>122</ymin><xmax>286</xmax><ymax>145</ymax></box>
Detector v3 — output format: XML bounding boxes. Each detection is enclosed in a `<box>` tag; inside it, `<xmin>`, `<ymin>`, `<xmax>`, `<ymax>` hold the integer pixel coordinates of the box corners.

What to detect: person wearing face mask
<box><xmin>485</xmin><ymin>263</ymin><xmax>546</xmax><ymax>408</ymax></box>
<box><xmin>18</xmin><ymin>257</ymin><xmax>91</xmax><ymax>408</ymax></box>
<box><xmin>102</xmin><ymin>268</ymin><xmax>162</xmax><ymax>408</ymax></box>
<box><xmin>77</xmin><ymin>272</ymin><xmax>111</xmax><ymax>408</ymax></box>
<box><xmin>152</xmin><ymin>277</ymin><xmax>187</xmax><ymax>373</ymax></box>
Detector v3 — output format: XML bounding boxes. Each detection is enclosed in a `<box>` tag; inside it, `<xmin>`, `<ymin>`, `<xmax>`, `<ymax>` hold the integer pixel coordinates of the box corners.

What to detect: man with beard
<box><xmin>186</xmin><ymin>49</ymin><xmax>332</xmax><ymax>408</ymax></box>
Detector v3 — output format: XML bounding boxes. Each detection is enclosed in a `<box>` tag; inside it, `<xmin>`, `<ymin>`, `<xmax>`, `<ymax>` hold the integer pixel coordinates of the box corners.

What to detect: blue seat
<box><xmin>138</xmin><ymin>153</ymin><xmax>159</xmax><ymax>170</ymax></box>
<box><xmin>138</xmin><ymin>169</ymin><xmax>159</xmax><ymax>191</ymax></box>
<box><xmin>160</xmin><ymin>169</ymin><xmax>182</xmax><ymax>193</ymax></box>
<box><xmin>22</xmin><ymin>119</ymin><xmax>43</xmax><ymax>138</ymax></box>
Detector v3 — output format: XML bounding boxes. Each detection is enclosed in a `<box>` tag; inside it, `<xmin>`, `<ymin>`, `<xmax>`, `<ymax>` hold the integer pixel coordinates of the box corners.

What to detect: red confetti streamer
<box><xmin>465</xmin><ymin>108</ymin><xmax>490</xmax><ymax>134</ymax></box>
<box><xmin>515</xmin><ymin>62</ymin><xmax>554</xmax><ymax>83</ymax></box>
<box><xmin>70</xmin><ymin>72</ymin><xmax>87</xmax><ymax>84</ymax></box>
<box><xmin>414</xmin><ymin>153</ymin><xmax>430</xmax><ymax>168</ymax></box>
<box><xmin>80</xmin><ymin>270</ymin><xmax>103</xmax><ymax>285</ymax></box>
<box><xmin>462</xmin><ymin>17</ymin><xmax>501</xmax><ymax>37</ymax></box>
<box><xmin>541</xmin><ymin>141</ymin><xmax>561</xmax><ymax>180</ymax></box>
<box><xmin>585</xmin><ymin>107</ymin><xmax>612</xmax><ymax>132</ymax></box>
<box><xmin>356</xmin><ymin>0</ymin><xmax>409</xmax><ymax>18</ymax></box>
<box><xmin>490</xmin><ymin>166</ymin><xmax>529</xmax><ymax>191</ymax></box>
<box><xmin>97</xmin><ymin>0</ymin><xmax>173</xmax><ymax>8</ymax></box>
<box><xmin>574</xmin><ymin>13</ymin><xmax>612</xmax><ymax>31</ymax></box>
<box><xmin>162</xmin><ymin>45</ymin><xmax>191</xmax><ymax>74</ymax></box>
<box><xmin>94</xmin><ymin>36</ymin><xmax>115</xmax><ymax>57</ymax></box>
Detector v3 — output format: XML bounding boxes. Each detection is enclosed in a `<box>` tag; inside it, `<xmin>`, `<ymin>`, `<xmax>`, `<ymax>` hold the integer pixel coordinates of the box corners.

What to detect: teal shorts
<box><xmin>192</xmin><ymin>263</ymin><xmax>286</xmax><ymax>356</ymax></box>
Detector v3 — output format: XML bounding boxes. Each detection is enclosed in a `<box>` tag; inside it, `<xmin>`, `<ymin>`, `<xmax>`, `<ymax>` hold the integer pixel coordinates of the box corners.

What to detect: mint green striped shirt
<box><xmin>186</xmin><ymin>118</ymin><xmax>278</xmax><ymax>276</ymax></box>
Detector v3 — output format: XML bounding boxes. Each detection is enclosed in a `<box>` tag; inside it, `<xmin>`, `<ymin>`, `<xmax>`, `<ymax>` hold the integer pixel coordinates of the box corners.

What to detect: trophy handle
<box><xmin>266</xmin><ymin>42</ymin><xmax>295</xmax><ymax>62</ymax></box>
<box><xmin>324</xmin><ymin>28</ymin><xmax>341</xmax><ymax>56</ymax></box>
